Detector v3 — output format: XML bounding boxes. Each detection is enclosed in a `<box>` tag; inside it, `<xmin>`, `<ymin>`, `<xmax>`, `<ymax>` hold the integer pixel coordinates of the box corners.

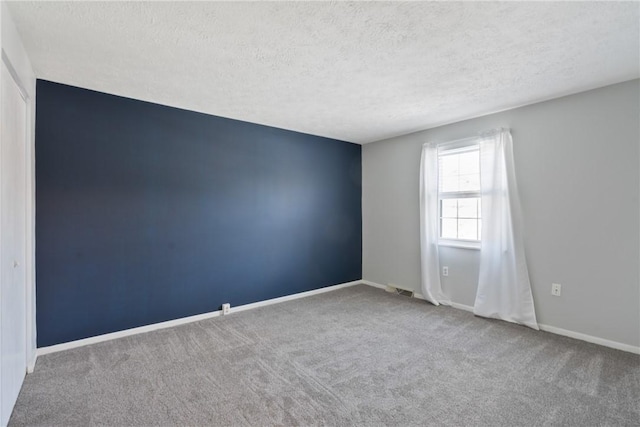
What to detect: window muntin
<box><xmin>438</xmin><ymin>145</ymin><xmax>481</xmax><ymax>244</ymax></box>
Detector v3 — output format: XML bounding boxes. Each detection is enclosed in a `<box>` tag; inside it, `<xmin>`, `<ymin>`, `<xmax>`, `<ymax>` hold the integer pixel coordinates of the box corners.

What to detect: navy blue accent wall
<box><xmin>36</xmin><ymin>80</ymin><xmax>361</xmax><ymax>347</ymax></box>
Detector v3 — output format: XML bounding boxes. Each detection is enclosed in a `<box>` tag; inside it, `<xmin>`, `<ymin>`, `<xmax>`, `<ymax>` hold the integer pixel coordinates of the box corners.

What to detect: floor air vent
<box><xmin>385</xmin><ymin>284</ymin><xmax>414</xmax><ymax>298</ymax></box>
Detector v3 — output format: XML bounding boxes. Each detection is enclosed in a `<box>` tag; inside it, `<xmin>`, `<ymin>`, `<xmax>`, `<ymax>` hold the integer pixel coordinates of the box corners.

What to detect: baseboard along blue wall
<box><xmin>35</xmin><ymin>80</ymin><xmax>362</xmax><ymax>347</ymax></box>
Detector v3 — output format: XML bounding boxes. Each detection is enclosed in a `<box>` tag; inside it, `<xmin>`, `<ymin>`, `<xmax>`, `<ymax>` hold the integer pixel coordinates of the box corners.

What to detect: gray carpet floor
<box><xmin>9</xmin><ymin>284</ymin><xmax>640</xmax><ymax>426</ymax></box>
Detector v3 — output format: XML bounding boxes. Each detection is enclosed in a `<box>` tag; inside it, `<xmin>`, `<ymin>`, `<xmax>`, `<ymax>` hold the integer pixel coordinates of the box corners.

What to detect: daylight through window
<box><xmin>438</xmin><ymin>144</ymin><xmax>481</xmax><ymax>243</ymax></box>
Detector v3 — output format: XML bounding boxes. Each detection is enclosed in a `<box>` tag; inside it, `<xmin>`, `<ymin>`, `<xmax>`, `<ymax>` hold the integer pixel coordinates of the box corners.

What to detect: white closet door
<box><xmin>0</xmin><ymin>60</ymin><xmax>28</xmax><ymax>427</ymax></box>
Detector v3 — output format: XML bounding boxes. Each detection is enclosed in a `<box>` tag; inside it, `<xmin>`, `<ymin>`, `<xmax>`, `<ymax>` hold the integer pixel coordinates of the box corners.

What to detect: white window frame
<box><xmin>437</xmin><ymin>140</ymin><xmax>481</xmax><ymax>250</ymax></box>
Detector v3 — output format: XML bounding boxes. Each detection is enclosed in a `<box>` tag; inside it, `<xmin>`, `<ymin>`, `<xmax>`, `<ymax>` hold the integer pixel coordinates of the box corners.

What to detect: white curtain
<box><xmin>474</xmin><ymin>129</ymin><xmax>538</xmax><ymax>330</ymax></box>
<box><xmin>419</xmin><ymin>143</ymin><xmax>450</xmax><ymax>306</ymax></box>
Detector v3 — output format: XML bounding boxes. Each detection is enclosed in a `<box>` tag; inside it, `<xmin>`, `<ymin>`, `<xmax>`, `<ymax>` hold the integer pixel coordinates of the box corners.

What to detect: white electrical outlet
<box><xmin>551</xmin><ymin>283</ymin><xmax>562</xmax><ymax>297</ymax></box>
<box><xmin>442</xmin><ymin>266</ymin><xmax>449</xmax><ymax>276</ymax></box>
<box><xmin>222</xmin><ymin>303</ymin><xmax>231</xmax><ymax>315</ymax></box>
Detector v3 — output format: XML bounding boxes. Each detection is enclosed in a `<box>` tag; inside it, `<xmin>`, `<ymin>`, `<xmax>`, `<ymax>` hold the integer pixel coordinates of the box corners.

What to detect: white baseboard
<box><xmin>228</xmin><ymin>280</ymin><xmax>362</xmax><ymax>314</ymax></box>
<box><xmin>537</xmin><ymin>323</ymin><xmax>640</xmax><ymax>355</ymax></box>
<box><xmin>35</xmin><ymin>279</ymin><xmax>640</xmax><ymax>357</ymax></box>
<box><xmin>27</xmin><ymin>353</ymin><xmax>37</xmax><ymax>373</ymax></box>
<box><xmin>450</xmin><ymin>301</ymin><xmax>474</xmax><ymax>312</ymax></box>
<box><xmin>360</xmin><ymin>280</ymin><xmax>639</xmax><ymax>354</ymax></box>
<box><xmin>37</xmin><ymin>280</ymin><xmax>363</xmax><ymax>357</ymax></box>
<box><xmin>360</xmin><ymin>280</ymin><xmax>386</xmax><ymax>290</ymax></box>
<box><xmin>37</xmin><ymin>309</ymin><xmax>225</xmax><ymax>356</ymax></box>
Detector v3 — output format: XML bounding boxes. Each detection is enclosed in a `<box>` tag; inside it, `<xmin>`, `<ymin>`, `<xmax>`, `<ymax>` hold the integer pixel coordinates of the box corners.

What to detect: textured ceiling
<box><xmin>7</xmin><ymin>1</ymin><xmax>640</xmax><ymax>144</ymax></box>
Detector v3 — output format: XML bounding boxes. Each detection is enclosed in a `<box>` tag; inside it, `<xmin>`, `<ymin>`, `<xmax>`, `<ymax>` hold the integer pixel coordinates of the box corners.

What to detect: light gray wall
<box><xmin>363</xmin><ymin>79</ymin><xmax>640</xmax><ymax>348</ymax></box>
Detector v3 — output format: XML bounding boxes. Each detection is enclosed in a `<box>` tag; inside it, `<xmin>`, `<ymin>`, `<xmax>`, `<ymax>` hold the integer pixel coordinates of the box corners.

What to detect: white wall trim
<box><xmin>26</xmin><ymin>354</ymin><xmax>36</xmax><ymax>374</ymax></box>
<box><xmin>450</xmin><ymin>301</ymin><xmax>474</xmax><ymax>312</ymax></box>
<box><xmin>37</xmin><ymin>312</ymin><xmax>224</xmax><ymax>356</ymax></box>
<box><xmin>35</xmin><ymin>279</ymin><xmax>640</xmax><ymax>358</ymax></box>
<box><xmin>389</xmin><ymin>286</ymin><xmax>475</xmax><ymax>311</ymax></box>
<box><xmin>1</xmin><ymin>8</ymin><xmax>37</xmax><ymax>425</ymax></box>
<box><xmin>36</xmin><ymin>280</ymin><xmax>363</xmax><ymax>357</ymax></box>
<box><xmin>228</xmin><ymin>280</ymin><xmax>362</xmax><ymax>314</ymax></box>
<box><xmin>1</xmin><ymin>49</ymin><xmax>29</xmax><ymax>101</ymax></box>
<box><xmin>361</xmin><ymin>280</ymin><xmax>640</xmax><ymax>354</ymax></box>
<box><xmin>360</xmin><ymin>280</ymin><xmax>386</xmax><ymax>290</ymax></box>
<box><xmin>405</xmin><ymin>290</ymin><xmax>476</xmax><ymax>313</ymax></box>
<box><xmin>538</xmin><ymin>323</ymin><xmax>640</xmax><ymax>355</ymax></box>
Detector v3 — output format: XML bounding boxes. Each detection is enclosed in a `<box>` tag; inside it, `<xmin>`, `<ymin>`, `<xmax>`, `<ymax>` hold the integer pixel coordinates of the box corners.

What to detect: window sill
<box><xmin>438</xmin><ymin>240</ymin><xmax>481</xmax><ymax>250</ymax></box>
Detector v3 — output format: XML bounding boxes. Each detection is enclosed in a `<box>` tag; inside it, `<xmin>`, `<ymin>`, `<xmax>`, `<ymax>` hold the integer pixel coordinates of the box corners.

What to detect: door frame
<box><xmin>0</xmin><ymin>48</ymin><xmax>35</xmax><ymax>375</ymax></box>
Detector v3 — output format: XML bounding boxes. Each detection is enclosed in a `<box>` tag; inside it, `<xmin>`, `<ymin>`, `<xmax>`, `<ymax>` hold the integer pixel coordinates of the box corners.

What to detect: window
<box><xmin>438</xmin><ymin>143</ymin><xmax>481</xmax><ymax>248</ymax></box>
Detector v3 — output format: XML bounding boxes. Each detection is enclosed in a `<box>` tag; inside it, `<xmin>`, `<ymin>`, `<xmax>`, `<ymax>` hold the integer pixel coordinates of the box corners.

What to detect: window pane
<box><xmin>440</xmin><ymin>175</ymin><xmax>458</xmax><ymax>192</ymax></box>
<box><xmin>437</xmin><ymin>145</ymin><xmax>482</xmax><ymax>243</ymax></box>
<box><xmin>478</xmin><ymin>198</ymin><xmax>482</xmax><ymax>218</ymax></box>
<box><xmin>441</xmin><ymin>199</ymin><xmax>457</xmax><ymax>218</ymax></box>
<box><xmin>458</xmin><ymin>151</ymin><xmax>479</xmax><ymax>173</ymax></box>
<box><xmin>458</xmin><ymin>198</ymin><xmax>479</xmax><ymax>218</ymax></box>
<box><xmin>440</xmin><ymin>155</ymin><xmax>459</xmax><ymax>177</ymax></box>
<box><xmin>459</xmin><ymin>173</ymin><xmax>480</xmax><ymax>192</ymax></box>
<box><xmin>441</xmin><ymin>218</ymin><xmax>457</xmax><ymax>239</ymax></box>
<box><xmin>458</xmin><ymin>219</ymin><xmax>478</xmax><ymax>240</ymax></box>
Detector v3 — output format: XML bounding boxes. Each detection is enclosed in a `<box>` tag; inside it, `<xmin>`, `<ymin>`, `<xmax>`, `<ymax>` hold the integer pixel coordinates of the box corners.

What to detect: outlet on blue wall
<box><xmin>35</xmin><ymin>80</ymin><xmax>362</xmax><ymax>347</ymax></box>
